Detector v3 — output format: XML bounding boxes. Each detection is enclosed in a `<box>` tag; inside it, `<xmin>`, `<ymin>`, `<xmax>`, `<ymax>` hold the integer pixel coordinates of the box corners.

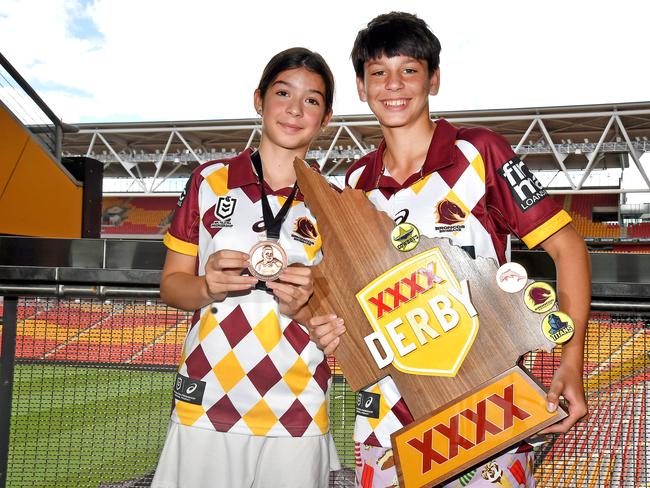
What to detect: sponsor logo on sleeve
<box><xmin>173</xmin><ymin>373</ymin><xmax>206</xmax><ymax>405</ymax></box>
<box><xmin>356</xmin><ymin>391</ymin><xmax>381</xmax><ymax>418</ymax></box>
<box><xmin>498</xmin><ymin>157</ymin><xmax>547</xmax><ymax>211</ymax></box>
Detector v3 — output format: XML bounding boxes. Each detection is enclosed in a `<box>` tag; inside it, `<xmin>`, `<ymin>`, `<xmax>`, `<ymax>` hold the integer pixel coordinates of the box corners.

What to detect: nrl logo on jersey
<box><xmin>211</xmin><ymin>196</ymin><xmax>237</xmax><ymax>228</ymax></box>
<box><xmin>498</xmin><ymin>157</ymin><xmax>547</xmax><ymax>211</ymax></box>
<box><xmin>435</xmin><ymin>198</ymin><xmax>467</xmax><ymax>233</ymax></box>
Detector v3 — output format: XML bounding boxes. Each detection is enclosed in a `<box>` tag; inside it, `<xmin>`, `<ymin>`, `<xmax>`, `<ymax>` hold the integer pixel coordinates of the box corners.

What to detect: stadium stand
<box><xmin>102</xmin><ymin>193</ymin><xmax>650</xmax><ymax>245</ymax></box>
<box><xmin>627</xmin><ymin>222</ymin><xmax>650</xmax><ymax>238</ymax></box>
<box><xmin>9</xmin><ymin>299</ymin><xmax>187</xmax><ymax>366</ymax></box>
<box><xmin>101</xmin><ymin>197</ymin><xmax>176</xmax><ymax>237</ymax></box>
<box><xmin>2</xmin><ymin>49</ymin><xmax>648</xmax><ymax>486</ymax></box>
<box><xmin>568</xmin><ymin>194</ymin><xmax>622</xmax><ymax>239</ymax></box>
<box><xmin>5</xmin><ymin>298</ymin><xmax>647</xmax><ymax>487</ymax></box>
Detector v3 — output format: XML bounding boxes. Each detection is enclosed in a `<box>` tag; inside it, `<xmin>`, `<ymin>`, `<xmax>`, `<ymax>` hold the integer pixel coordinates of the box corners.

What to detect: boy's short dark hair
<box><xmin>351</xmin><ymin>12</ymin><xmax>441</xmax><ymax>79</ymax></box>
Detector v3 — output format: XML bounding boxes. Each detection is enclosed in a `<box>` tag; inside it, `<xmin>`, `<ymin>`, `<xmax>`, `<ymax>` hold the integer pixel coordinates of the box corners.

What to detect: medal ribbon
<box><xmin>251</xmin><ymin>151</ymin><xmax>298</xmax><ymax>240</ymax></box>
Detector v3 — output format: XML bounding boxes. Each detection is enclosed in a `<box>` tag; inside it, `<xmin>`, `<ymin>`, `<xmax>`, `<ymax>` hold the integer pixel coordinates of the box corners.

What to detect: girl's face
<box><xmin>254</xmin><ymin>67</ymin><xmax>332</xmax><ymax>154</ymax></box>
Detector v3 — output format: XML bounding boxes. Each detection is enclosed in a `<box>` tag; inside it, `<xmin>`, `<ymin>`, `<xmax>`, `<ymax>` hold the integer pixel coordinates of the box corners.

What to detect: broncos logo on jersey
<box><xmin>436</xmin><ymin>199</ymin><xmax>467</xmax><ymax>225</ymax></box>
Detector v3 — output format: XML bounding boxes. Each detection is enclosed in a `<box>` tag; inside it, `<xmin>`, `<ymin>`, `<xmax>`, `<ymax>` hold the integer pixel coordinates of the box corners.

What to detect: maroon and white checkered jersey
<box><xmin>164</xmin><ymin>149</ymin><xmax>330</xmax><ymax>437</ymax></box>
<box><xmin>346</xmin><ymin>119</ymin><xmax>572</xmax><ymax>447</ymax></box>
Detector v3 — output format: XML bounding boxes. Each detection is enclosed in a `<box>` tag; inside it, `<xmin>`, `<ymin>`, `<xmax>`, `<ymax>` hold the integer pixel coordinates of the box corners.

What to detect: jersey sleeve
<box><xmin>345</xmin><ymin>156</ymin><xmax>373</xmax><ymax>189</ymax></box>
<box><xmin>481</xmin><ymin>131</ymin><xmax>572</xmax><ymax>249</ymax></box>
<box><xmin>163</xmin><ymin>171</ymin><xmax>201</xmax><ymax>256</ymax></box>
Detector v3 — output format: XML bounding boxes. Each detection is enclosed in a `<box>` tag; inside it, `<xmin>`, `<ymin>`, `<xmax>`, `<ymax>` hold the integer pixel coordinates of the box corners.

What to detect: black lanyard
<box><xmin>251</xmin><ymin>151</ymin><xmax>298</xmax><ymax>240</ymax></box>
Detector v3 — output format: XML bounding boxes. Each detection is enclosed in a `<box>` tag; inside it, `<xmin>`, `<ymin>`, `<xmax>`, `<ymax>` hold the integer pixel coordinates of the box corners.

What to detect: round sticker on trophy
<box><xmin>524</xmin><ymin>282</ymin><xmax>557</xmax><ymax>313</ymax></box>
<box><xmin>391</xmin><ymin>223</ymin><xmax>420</xmax><ymax>252</ymax></box>
<box><xmin>248</xmin><ymin>240</ymin><xmax>287</xmax><ymax>281</ymax></box>
<box><xmin>541</xmin><ymin>311</ymin><xmax>575</xmax><ymax>344</ymax></box>
<box><xmin>495</xmin><ymin>262</ymin><xmax>528</xmax><ymax>293</ymax></box>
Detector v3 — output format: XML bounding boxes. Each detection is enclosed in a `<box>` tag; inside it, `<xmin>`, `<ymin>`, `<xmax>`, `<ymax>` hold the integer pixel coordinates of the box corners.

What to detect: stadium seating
<box><xmin>568</xmin><ymin>194</ymin><xmax>622</xmax><ymax>238</ymax></box>
<box><xmin>12</xmin><ymin>300</ymin><xmax>188</xmax><ymax>366</ymax></box>
<box><xmin>627</xmin><ymin>222</ymin><xmax>650</xmax><ymax>238</ymax></box>
<box><xmin>101</xmin><ymin>197</ymin><xmax>177</xmax><ymax>236</ymax></box>
<box><xmin>528</xmin><ymin>314</ymin><xmax>649</xmax><ymax>486</ymax></box>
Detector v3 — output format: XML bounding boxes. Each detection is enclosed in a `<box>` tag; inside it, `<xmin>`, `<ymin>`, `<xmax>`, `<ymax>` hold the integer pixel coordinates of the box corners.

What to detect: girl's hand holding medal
<box><xmin>266</xmin><ymin>265</ymin><xmax>314</xmax><ymax>319</ymax></box>
<box><xmin>204</xmin><ymin>250</ymin><xmax>258</xmax><ymax>302</ymax></box>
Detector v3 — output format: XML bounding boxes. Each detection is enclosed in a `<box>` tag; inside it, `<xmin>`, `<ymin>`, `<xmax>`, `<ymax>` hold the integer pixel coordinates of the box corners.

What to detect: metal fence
<box><xmin>0</xmin><ymin>238</ymin><xmax>648</xmax><ymax>487</ymax></box>
<box><xmin>1</xmin><ymin>297</ymin><xmax>648</xmax><ymax>487</ymax></box>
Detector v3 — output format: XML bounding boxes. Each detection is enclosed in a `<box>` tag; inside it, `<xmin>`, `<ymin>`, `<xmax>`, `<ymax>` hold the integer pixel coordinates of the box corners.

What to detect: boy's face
<box><xmin>356</xmin><ymin>55</ymin><xmax>439</xmax><ymax>130</ymax></box>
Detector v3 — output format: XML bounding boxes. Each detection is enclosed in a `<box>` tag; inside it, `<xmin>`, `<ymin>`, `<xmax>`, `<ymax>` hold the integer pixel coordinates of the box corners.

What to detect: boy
<box><xmin>309</xmin><ymin>12</ymin><xmax>590</xmax><ymax>487</ymax></box>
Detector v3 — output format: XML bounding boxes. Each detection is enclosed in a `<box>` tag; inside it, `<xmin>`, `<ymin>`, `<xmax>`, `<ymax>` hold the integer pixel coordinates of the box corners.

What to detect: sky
<box><xmin>1</xmin><ymin>0</ymin><xmax>649</xmax><ymax>124</ymax></box>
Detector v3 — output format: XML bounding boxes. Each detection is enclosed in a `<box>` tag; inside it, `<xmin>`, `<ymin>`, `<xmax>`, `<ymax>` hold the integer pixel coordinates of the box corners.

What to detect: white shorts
<box><xmin>151</xmin><ymin>422</ymin><xmax>340</xmax><ymax>488</ymax></box>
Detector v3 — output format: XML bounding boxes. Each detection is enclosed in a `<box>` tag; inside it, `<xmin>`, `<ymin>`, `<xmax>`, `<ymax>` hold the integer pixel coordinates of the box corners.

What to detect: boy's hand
<box><xmin>204</xmin><ymin>250</ymin><xmax>258</xmax><ymax>302</ymax></box>
<box><xmin>306</xmin><ymin>314</ymin><xmax>346</xmax><ymax>355</ymax></box>
<box><xmin>266</xmin><ymin>266</ymin><xmax>314</xmax><ymax>318</ymax></box>
<box><xmin>539</xmin><ymin>362</ymin><xmax>588</xmax><ymax>434</ymax></box>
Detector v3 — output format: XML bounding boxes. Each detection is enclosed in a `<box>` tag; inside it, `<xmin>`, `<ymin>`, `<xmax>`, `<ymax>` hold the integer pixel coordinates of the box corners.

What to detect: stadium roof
<box><xmin>63</xmin><ymin>101</ymin><xmax>650</xmax><ymax>194</ymax></box>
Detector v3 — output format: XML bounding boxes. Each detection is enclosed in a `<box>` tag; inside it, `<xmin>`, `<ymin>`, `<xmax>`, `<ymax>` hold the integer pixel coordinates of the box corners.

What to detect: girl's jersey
<box><xmin>346</xmin><ymin>119</ymin><xmax>571</xmax><ymax>447</ymax></box>
<box><xmin>164</xmin><ymin>150</ymin><xmax>330</xmax><ymax>437</ymax></box>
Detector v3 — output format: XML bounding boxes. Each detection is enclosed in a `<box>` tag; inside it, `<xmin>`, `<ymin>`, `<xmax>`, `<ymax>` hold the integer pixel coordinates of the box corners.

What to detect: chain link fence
<box><xmin>1</xmin><ymin>297</ymin><xmax>647</xmax><ymax>487</ymax></box>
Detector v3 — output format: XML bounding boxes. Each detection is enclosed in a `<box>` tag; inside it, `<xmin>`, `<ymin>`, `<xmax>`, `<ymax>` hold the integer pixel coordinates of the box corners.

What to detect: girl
<box><xmin>152</xmin><ymin>47</ymin><xmax>340</xmax><ymax>488</ymax></box>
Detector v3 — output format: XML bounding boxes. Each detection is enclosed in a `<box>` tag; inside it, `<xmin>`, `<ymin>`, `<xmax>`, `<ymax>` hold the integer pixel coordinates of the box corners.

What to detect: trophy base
<box><xmin>391</xmin><ymin>365</ymin><xmax>567</xmax><ymax>488</ymax></box>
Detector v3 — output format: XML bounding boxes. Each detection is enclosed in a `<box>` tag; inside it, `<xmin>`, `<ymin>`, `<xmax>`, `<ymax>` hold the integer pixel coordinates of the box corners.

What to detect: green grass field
<box><xmin>7</xmin><ymin>365</ymin><xmax>357</xmax><ymax>486</ymax></box>
<box><xmin>329</xmin><ymin>379</ymin><xmax>358</xmax><ymax>469</ymax></box>
<box><xmin>8</xmin><ymin>363</ymin><xmax>173</xmax><ymax>488</ymax></box>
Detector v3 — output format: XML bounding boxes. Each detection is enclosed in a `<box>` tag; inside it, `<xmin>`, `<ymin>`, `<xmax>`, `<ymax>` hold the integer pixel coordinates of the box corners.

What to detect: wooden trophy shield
<box><xmin>294</xmin><ymin>158</ymin><xmax>569</xmax><ymax>488</ymax></box>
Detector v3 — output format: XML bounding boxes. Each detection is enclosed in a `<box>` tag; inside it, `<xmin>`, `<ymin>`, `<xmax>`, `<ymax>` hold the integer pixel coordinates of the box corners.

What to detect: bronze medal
<box><xmin>248</xmin><ymin>240</ymin><xmax>287</xmax><ymax>281</ymax></box>
<box><xmin>248</xmin><ymin>151</ymin><xmax>297</xmax><ymax>284</ymax></box>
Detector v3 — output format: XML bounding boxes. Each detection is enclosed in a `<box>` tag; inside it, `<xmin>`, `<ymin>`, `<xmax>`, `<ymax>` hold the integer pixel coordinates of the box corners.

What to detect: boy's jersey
<box><xmin>346</xmin><ymin>119</ymin><xmax>571</xmax><ymax>447</ymax></box>
<box><xmin>164</xmin><ymin>150</ymin><xmax>331</xmax><ymax>438</ymax></box>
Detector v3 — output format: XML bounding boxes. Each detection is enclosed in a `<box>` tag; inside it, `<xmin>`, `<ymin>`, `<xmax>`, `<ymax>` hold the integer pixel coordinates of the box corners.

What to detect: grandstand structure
<box><xmin>70</xmin><ymin>102</ymin><xmax>650</xmax><ymax>244</ymax></box>
<box><xmin>64</xmin><ymin>102</ymin><xmax>650</xmax><ymax>189</ymax></box>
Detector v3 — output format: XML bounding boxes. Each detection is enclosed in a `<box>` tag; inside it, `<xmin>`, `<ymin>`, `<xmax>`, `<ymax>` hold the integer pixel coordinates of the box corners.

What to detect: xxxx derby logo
<box><xmin>356</xmin><ymin>248</ymin><xmax>479</xmax><ymax>376</ymax></box>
